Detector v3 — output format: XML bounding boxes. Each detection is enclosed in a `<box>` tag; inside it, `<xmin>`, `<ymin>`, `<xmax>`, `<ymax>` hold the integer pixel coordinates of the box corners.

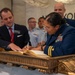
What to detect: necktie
<box><xmin>9</xmin><ymin>27</ymin><xmax>14</xmax><ymax>43</ymax></box>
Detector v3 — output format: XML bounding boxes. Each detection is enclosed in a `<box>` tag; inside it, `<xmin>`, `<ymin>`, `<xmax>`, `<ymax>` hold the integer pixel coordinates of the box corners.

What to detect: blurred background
<box><xmin>0</xmin><ymin>0</ymin><xmax>75</xmax><ymax>27</ymax></box>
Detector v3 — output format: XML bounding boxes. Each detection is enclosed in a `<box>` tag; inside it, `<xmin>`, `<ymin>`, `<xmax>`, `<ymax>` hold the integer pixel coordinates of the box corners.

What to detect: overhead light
<box><xmin>55</xmin><ymin>0</ymin><xmax>75</xmax><ymax>4</ymax></box>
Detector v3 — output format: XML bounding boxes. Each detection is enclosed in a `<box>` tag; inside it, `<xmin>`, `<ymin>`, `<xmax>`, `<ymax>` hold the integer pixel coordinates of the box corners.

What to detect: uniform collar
<box><xmin>53</xmin><ymin>24</ymin><xmax>67</xmax><ymax>37</ymax></box>
<box><xmin>37</xmin><ymin>27</ymin><xmax>44</xmax><ymax>30</ymax></box>
<box><xmin>28</xmin><ymin>28</ymin><xmax>36</xmax><ymax>32</ymax></box>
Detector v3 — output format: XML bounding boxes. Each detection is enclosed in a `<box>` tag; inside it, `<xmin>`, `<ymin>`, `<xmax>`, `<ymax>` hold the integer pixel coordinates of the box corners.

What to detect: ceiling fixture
<box><xmin>55</xmin><ymin>0</ymin><xmax>75</xmax><ymax>4</ymax></box>
<box><xmin>23</xmin><ymin>0</ymin><xmax>50</xmax><ymax>8</ymax></box>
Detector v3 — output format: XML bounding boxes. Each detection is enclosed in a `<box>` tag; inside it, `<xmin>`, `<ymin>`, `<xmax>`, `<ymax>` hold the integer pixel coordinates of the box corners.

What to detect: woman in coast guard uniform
<box><xmin>44</xmin><ymin>12</ymin><xmax>75</xmax><ymax>57</ymax></box>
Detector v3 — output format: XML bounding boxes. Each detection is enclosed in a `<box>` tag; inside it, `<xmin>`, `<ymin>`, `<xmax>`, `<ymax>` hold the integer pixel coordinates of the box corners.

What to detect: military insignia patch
<box><xmin>55</xmin><ymin>34</ymin><xmax>63</xmax><ymax>42</ymax></box>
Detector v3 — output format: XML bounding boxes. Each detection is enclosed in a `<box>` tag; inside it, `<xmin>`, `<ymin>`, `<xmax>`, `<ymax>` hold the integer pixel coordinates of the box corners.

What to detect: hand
<box><xmin>32</xmin><ymin>45</ymin><xmax>45</xmax><ymax>51</ymax></box>
<box><xmin>32</xmin><ymin>46</ymin><xmax>41</xmax><ymax>50</ymax></box>
<box><xmin>41</xmin><ymin>41</ymin><xmax>45</xmax><ymax>45</ymax></box>
<box><xmin>8</xmin><ymin>43</ymin><xmax>22</xmax><ymax>51</ymax></box>
<box><xmin>38</xmin><ymin>41</ymin><xmax>45</xmax><ymax>46</ymax></box>
<box><xmin>22</xmin><ymin>45</ymin><xmax>32</xmax><ymax>51</ymax></box>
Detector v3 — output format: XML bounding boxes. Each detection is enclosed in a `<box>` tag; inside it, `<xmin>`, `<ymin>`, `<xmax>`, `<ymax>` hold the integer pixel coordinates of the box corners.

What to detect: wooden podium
<box><xmin>0</xmin><ymin>48</ymin><xmax>75</xmax><ymax>74</ymax></box>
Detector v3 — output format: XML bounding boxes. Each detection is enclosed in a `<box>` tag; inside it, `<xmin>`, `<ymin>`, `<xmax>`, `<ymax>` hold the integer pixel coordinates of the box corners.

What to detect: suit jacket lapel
<box><xmin>4</xmin><ymin>26</ymin><xmax>11</xmax><ymax>40</ymax></box>
<box><xmin>14</xmin><ymin>24</ymin><xmax>17</xmax><ymax>42</ymax></box>
<box><xmin>14</xmin><ymin>24</ymin><xmax>21</xmax><ymax>43</ymax></box>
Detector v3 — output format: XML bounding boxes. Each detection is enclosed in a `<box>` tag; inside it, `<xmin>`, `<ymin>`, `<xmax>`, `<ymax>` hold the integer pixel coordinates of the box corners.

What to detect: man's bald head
<box><xmin>54</xmin><ymin>2</ymin><xmax>66</xmax><ymax>18</ymax></box>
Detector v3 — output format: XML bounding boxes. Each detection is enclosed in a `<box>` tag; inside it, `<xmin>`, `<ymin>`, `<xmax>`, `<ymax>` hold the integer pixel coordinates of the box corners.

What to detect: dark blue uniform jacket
<box><xmin>65</xmin><ymin>18</ymin><xmax>75</xmax><ymax>27</ymax></box>
<box><xmin>44</xmin><ymin>24</ymin><xmax>75</xmax><ymax>57</ymax></box>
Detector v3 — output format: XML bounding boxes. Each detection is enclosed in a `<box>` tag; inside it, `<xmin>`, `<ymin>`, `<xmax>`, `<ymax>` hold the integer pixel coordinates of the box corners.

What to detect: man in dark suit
<box><xmin>54</xmin><ymin>2</ymin><xmax>75</xmax><ymax>27</ymax></box>
<box><xmin>0</xmin><ymin>8</ymin><xmax>30</xmax><ymax>51</ymax></box>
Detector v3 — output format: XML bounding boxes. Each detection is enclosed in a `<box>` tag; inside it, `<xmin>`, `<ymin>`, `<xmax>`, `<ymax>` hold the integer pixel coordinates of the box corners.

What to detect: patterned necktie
<box><xmin>9</xmin><ymin>27</ymin><xmax>14</xmax><ymax>43</ymax></box>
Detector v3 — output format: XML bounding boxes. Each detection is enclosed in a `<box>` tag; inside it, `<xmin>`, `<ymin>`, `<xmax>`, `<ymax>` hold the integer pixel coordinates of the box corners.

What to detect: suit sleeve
<box><xmin>0</xmin><ymin>39</ymin><xmax>10</xmax><ymax>49</ymax></box>
<box><xmin>23</xmin><ymin>26</ymin><xmax>30</xmax><ymax>46</ymax></box>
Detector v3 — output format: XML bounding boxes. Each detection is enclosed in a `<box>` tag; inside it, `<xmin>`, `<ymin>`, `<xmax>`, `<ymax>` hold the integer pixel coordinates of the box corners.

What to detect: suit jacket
<box><xmin>44</xmin><ymin>24</ymin><xmax>75</xmax><ymax>57</ymax></box>
<box><xmin>0</xmin><ymin>24</ymin><xmax>30</xmax><ymax>50</ymax></box>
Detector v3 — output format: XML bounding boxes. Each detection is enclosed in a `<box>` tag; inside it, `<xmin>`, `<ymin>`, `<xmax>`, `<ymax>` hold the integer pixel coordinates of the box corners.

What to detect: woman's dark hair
<box><xmin>45</xmin><ymin>12</ymin><xmax>65</xmax><ymax>27</ymax></box>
